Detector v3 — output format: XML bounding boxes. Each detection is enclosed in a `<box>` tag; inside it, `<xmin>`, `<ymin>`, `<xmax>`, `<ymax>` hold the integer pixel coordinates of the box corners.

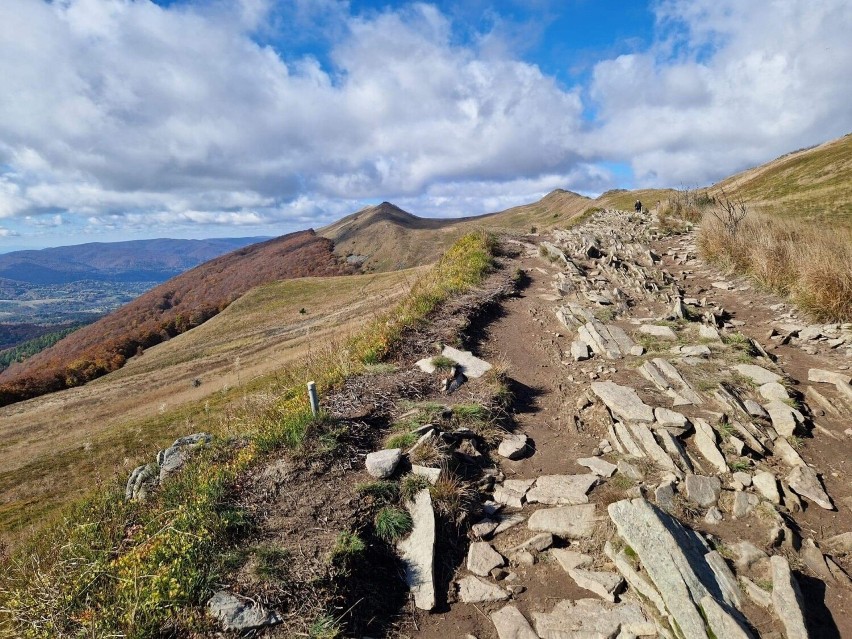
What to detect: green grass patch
<box><xmin>385</xmin><ymin>432</ymin><xmax>417</xmax><ymax>449</ymax></box>
<box><xmin>400</xmin><ymin>474</ymin><xmax>430</xmax><ymax>502</ymax></box>
<box><xmin>374</xmin><ymin>507</ymin><xmax>413</xmax><ymax>542</ymax></box>
<box><xmin>355</xmin><ymin>480</ymin><xmax>399</xmax><ymax>504</ymax></box>
<box><xmin>430</xmin><ymin>355</ymin><xmax>456</xmax><ymax>371</ymax></box>
<box><xmin>330</xmin><ymin>531</ymin><xmax>365</xmax><ymax>564</ymax></box>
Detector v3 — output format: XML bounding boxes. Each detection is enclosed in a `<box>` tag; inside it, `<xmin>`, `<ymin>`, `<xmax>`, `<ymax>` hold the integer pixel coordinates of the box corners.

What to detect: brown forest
<box><xmin>0</xmin><ymin>231</ymin><xmax>352</xmax><ymax>406</ymax></box>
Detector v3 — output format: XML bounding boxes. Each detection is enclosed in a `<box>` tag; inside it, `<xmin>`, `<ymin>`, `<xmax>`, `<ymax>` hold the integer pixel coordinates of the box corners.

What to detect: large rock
<box><xmin>458</xmin><ymin>576</ymin><xmax>510</xmax><ymax>603</ymax></box>
<box><xmin>771</xmin><ymin>555</ymin><xmax>809</xmax><ymax>638</ymax></box>
<box><xmin>207</xmin><ymin>590</ymin><xmax>281</xmax><ymax>631</ymax></box>
<box><xmin>159</xmin><ymin>432</ymin><xmax>212</xmax><ymax>482</ymax></box>
<box><xmin>570</xmin><ymin>339</ymin><xmax>591</xmax><ymax>361</ymax></box>
<box><xmin>365</xmin><ymin>448</ymin><xmax>402</xmax><ymax>478</ymax></box>
<box><xmin>705</xmin><ymin>550</ymin><xmax>742</xmax><ymax>609</ymax></box>
<box><xmin>700</xmin><ymin>595</ymin><xmax>755</xmax><ymax>639</ymax></box>
<box><xmin>654</xmin><ymin>407</ymin><xmax>689</xmax><ymax>433</ymax></box>
<box><xmin>692</xmin><ymin>418</ymin><xmax>728</xmax><ymax>473</ymax></box>
<box><xmin>567</xmin><ymin>568</ymin><xmax>624</xmax><ymax>602</ymax></box>
<box><xmin>491</xmin><ymin>605</ymin><xmax>538</xmax><ymax>639</ymax></box>
<box><xmin>441</xmin><ymin>346</ymin><xmax>493</xmax><ymax>378</ymax></box>
<box><xmin>764</xmin><ymin>401</ymin><xmax>802</xmax><ymax>438</ymax></box>
<box><xmin>787</xmin><ymin>464</ymin><xmax>834</xmax><ymax>510</ymax></box>
<box><xmin>734</xmin><ymin>364</ymin><xmax>782</xmax><ymax>385</ymax></box>
<box><xmin>397</xmin><ymin>489</ymin><xmax>436</xmax><ymax>610</ymax></box>
<box><xmin>639</xmin><ymin>324</ymin><xmax>677</xmax><ymax>340</ymax></box>
<box><xmin>527</xmin><ymin>503</ymin><xmax>598</xmax><ymax>538</ymax></box>
<box><xmin>577</xmin><ymin>456</ymin><xmax>617</xmax><ymax>478</ymax></box>
<box><xmin>125</xmin><ymin>463</ymin><xmax>159</xmax><ymax>501</ymax></box>
<box><xmin>467</xmin><ymin>542</ymin><xmax>505</xmax><ymax>576</ymax></box>
<box><xmin>526</xmin><ymin>474</ymin><xmax>597</xmax><ymax>505</ymax></box>
<box><xmin>591</xmin><ymin>381</ymin><xmax>654</xmax><ymax>423</ymax></box>
<box><xmin>498</xmin><ymin>433</ymin><xmax>529</xmax><ymax>460</ymax></box>
<box><xmin>550</xmin><ymin>548</ymin><xmax>592</xmax><ymax>572</ymax></box>
<box><xmin>759</xmin><ymin>382</ymin><xmax>789</xmax><ymax>401</ymax></box>
<box><xmin>608</xmin><ymin>498</ymin><xmax>737</xmax><ymax>639</ymax></box>
<box><xmin>753</xmin><ymin>471</ymin><xmax>780</xmax><ymax>504</ymax></box>
<box><xmin>685</xmin><ymin>474</ymin><xmax>722</xmax><ymax>507</ymax></box>
<box><xmin>532</xmin><ymin>598</ymin><xmax>653</xmax><ymax>639</ymax></box>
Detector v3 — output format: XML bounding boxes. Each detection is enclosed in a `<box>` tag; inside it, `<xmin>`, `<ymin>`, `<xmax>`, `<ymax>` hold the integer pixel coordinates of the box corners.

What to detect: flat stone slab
<box><xmin>701</xmin><ymin>595</ymin><xmax>755</xmax><ymax>639</ymax></box>
<box><xmin>744</xmin><ymin>399</ymin><xmax>769</xmax><ymax>418</ymax></box>
<box><xmin>693</xmin><ymin>418</ymin><xmax>728</xmax><ymax>474</ymax></box>
<box><xmin>570</xmin><ymin>339</ymin><xmax>591</xmax><ymax>361</ymax></box>
<box><xmin>577</xmin><ymin>456</ymin><xmax>617</xmax><ymax>478</ymax></box>
<box><xmin>526</xmin><ymin>474</ymin><xmax>598</xmax><ymax>505</ymax></box>
<box><xmin>591</xmin><ymin>381</ymin><xmax>654</xmax><ymax>423</ymax></box>
<box><xmin>685</xmin><ymin>474</ymin><xmax>722</xmax><ymax>507</ymax></box>
<box><xmin>734</xmin><ymin>364</ymin><xmax>782</xmax><ymax>385</ymax></box>
<box><xmin>366</xmin><ymin>448</ymin><xmax>402</xmax><ymax>478</ymax></box>
<box><xmin>532</xmin><ymin>598</ymin><xmax>653</xmax><ymax>639</ymax></box>
<box><xmin>771</xmin><ymin>555</ymin><xmax>809</xmax><ymax>639</ymax></box>
<box><xmin>471</xmin><ymin>518</ymin><xmax>499</xmax><ymax>538</ymax></box>
<box><xmin>764</xmin><ymin>401</ymin><xmax>802</xmax><ymax>437</ymax></box>
<box><xmin>527</xmin><ymin>503</ymin><xmax>598</xmax><ymax>539</ymax></box>
<box><xmin>759</xmin><ymin>382</ymin><xmax>789</xmax><ymax>401</ymax></box>
<box><xmin>412</xmin><ymin>465</ymin><xmax>441</xmax><ymax>484</ymax></box>
<box><xmin>787</xmin><ymin>464</ymin><xmax>834</xmax><ymax>510</ymax></box>
<box><xmin>458</xmin><ymin>576</ymin><xmax>510</xmax><ymax>603</ymax></box>
<box><xmin>567</xmin><ymin>568</ymin><xmax>624</xmax><ymax>602</ymax></box>
<box><xmin>397</xmin><ymin>489</ymin><xmax>436</xmax><ymax>610</ymax></box>
<box><xmin>441</xmin><ymin>346</ymin><xmax>493</xmax><ymax>378</ymax></box>
<box><xmin>498</xmin><ymin>433</ymin><xmax>529</xmax><ymax>460</ymax></box>
<box><xmin>550</xmin><ymin>548</ymin><xmax>592</xmax><ymax>572</ymax></box>
<box><xmin>808</xmin><ymin>368</ymin><xmax>852</xmax><ymax>386</ymax></box>
<box><xmin>491</xmin><ymin>605</ymin><xmax>538</xmax><ymax>639</ymax></box>
<box><xmin>467</xmin><ymin>542</ymin><xmax>505</xmax><ymax>576</ymax></box>
<box><xmin>639</xmin><ymin>324</ymin><xmax>678</xmax><ymax>340</ymax></box>
<box><xmin>207</xmin><ymin>590</ymin><xmax>281</xmax><ymax>631</ymax></box>
<box><xmin>494</xmin><ymin>513</ymin><xmax>526</xmax><ymax>534</ymax></box>
<box><xmin>654</xmin><ymin>407</ymin><xmax>689</xmax><ymax>431</ymax></box>
<box><xmin>752</xmin><ymin>471</ymin><xmax>780</xmax><ymax>504</ymax></box>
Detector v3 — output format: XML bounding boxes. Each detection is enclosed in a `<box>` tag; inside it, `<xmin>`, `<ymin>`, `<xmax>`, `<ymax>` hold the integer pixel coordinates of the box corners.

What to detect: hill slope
<box><xmin>0</xmin><ymin>231</ymin><xmax>351</xmax><ymax>405</ymax></box>
<box><xmin>0</xmin><ymin>236</ymin><xmax>268</xmax><ymax>284</ymax></box>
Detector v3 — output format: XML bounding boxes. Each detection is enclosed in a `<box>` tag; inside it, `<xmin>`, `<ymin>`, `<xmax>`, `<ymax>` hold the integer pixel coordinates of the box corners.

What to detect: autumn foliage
<box><xmin>0</xmin><ymin>231</ymin><xmax>351</xmax><ymax>406</ymax></box>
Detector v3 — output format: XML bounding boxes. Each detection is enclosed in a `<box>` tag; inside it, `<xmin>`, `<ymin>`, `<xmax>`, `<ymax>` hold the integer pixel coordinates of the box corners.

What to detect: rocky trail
<box><xmin>391</xmin><ymin>209</ymin><xmax>852</xmax><ymax>639</ymax></box>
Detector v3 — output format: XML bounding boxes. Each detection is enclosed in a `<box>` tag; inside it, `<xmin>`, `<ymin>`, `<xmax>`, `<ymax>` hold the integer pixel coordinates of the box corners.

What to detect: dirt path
<box><xmin>406</xmin><ymin>212</ymin><xmax>852</xmax><ymax>639</ymax></box>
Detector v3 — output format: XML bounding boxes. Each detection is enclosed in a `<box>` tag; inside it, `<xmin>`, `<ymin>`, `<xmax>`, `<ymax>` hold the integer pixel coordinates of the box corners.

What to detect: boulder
<box><xmin>412</xmin><ymin>465</ymin><xmax>441</xmax><ymax>484</ymax></box>
<box><xmin>491</xmin><ymin>605</ymin><xmax>538</xmax><ymax>639</ymax></box>
<box><xmin>591</xmin><ymin>381</ymin><xmax>654</xmax><ymax>423</ymax></box>
<box><xmin>570</xmin><ymin>339</ymin><xmax>591</xmax><ymax>361</ymax></box>
<box><xmin>207</xmin><ymin>590</ymin><xmax>281</xmax><ymax>631</ymax></box>
<box><xmin>577</xmin><ymin>456</ymin><xmax>617</xmax><ymax>478</ymax></box>
<box><xmin>734</xmin><ymin>364</ymin><xmax>782</xmax><ymax>385</ymax></box>
<box><xmin>639</xmin><ymin>324</ymin><xmax>677</xmax><ymax>340</ymax></box>
<box><xmin>685</xmin><ymin>474</ymin><xmax>722</xmax><ymax>507</ymax></box>
<box><xmin>441</xmin><ymin>346</ymin><xmax>493</xmax><ymax>379</ymax></box>
<box><xmin>759</xmin><ymin>382</ymin><xmax>789</xmax><ymax>401</ymax></box>
<box><xmin>366</xmin><ymin>448</ymin><xmax>402</xmax><ymax>478</ymax></box>
<box><xmin>159</xmin><ymin>432</ymin><xmax>212</xmax><ymax>482</ymax></box>
<box><xmin>397</xmin><ymin>489</ymin><xmax>436</xmax><ymax>610</ymax></box>
<box><xmin>125</xmin><ymin>463</ymin><xmax>159</xmax><ymax>501</ymax></box>
<box><xmin>458</xmin><ymin>576</ymin><xmax>510</xmax><ymax>603</ymax></box>
<box><xmin>498</xmin><ymin>433</ymin><xmax>529</xmax><ymax>460</ymax></box>
<box><xmin>743</xmin><ymin>399</ymin><xmax>769</xmax><ymax>419</ymax></box>
<box><xmin>532</xmin><ymin>598</ymin><xmax>653</xmax><ymax>639</ymax></box>
<box><xmin>752</xmin><ymin>471</ymin><xmax>780</xmax><ymax>504</ymax></box>
<box><xmin>764</xmin><ymin>401</ymin><xmax>802</xmax><ymax>438</ymax></box>
<box><xmin>692</xmin><ymin>418</ymin><xmax>728</xmax><ymax>474</ymax></box>
<box><xmin>654</xmin><ymin>407</ymin><xmax>689</xmax><ymax>432</ymax></box>
<box><xmin>732</xmin><ymin>491</ymin><xmax>760</xmax><ymax>518</ymax></box>
<box><xmin>787</xmin><ymin>464</ymin><xmax>834</xmax><ymax>510</ymax></box>
<box><xmin>771</xmin><ymin>555</ymin><xmax>809</xmax><ymax>639</ymax></box>
<box><xmin>550</xmin><ymin>548</ymin><xmax>592</xmax><ymax>572</ymax></box>
<box><xmin>467</xmin><ymin>542</ymin><xmax>505</xmax><ymax>576</ymax></box>
<box><xmin>700</xmin><ymin>595</ymin><xmax>755</xmax><ymax>639</ymax></box>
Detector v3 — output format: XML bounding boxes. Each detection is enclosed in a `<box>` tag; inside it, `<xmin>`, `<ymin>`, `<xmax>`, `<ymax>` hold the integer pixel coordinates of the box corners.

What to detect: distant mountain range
<box><xmin>0</xmin><ymin>237</ymin><xmax>270</xmax><ymax>284</ymax></box>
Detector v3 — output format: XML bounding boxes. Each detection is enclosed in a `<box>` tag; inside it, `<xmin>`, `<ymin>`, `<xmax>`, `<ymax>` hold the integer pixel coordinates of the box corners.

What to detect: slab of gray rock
<box><xmin>458</xmin><ymin>576</ymin><xmax>510</xmax><ymax>603</ymax></box>
<box><xmin>787</xmin><ymin>464</ymin><xmax>834</xmax><ymax>510</ymax></box>
<box><xmin>527</xmin><ymin>503</ymin><xmax>598</xmax><ymax>539</ymax></box>
<box><xmin>771</xmin><ymin>555</ymin><xmax>809</xmax><ymax>639</ymax></box>
<box><xmin>591</xmin><ymin>381</ymin><xmax>654</xmax><ymax>423</ymax></box>
<box><xmin>744</xmin><ymin>399</ymin><xmax>769</xmax><ymax>419</ymax></box>
<box><xmin>654</xmin><ymin>407</ymin><xmax>689</xmax><ymax>433</ymax></box>
<box><xmin>741</xmin><ymin>577</ymin><xmax>773</xmax><ymax>608</ymax></box>
<box><xmin>773</xmin><ymin>436</ymin><xmax>806</xmax><ymax>467</ymax></box>
<box><xmin>734</xmin><ymin>364</ymin><xmax>782</xmax><ymax>385</ymax></box>
<box><xmin>759</xmin><ymin>382</ymin><xmax>789</xmax><ymax>401</ymax></box>
<box><xmin>823</xmin><ymin>531</ymin><xmax>852</xmax><ymax>553</ymax></box>
<box><xmin>472</xmin><ymin>518</ymin><xmax>499</xmax><ymax>538</ymax></box>
<box><xmin>705</xmin><ymin>550</ymin><xmax>742</xmax><ymax>609</ymax></box>
<box><xmin>366</xmin><ymin>448</ymin><xmax>402</xmax><ymax>478</ymax></box>
<box><xmin>604</xmin><ymin>541</ymin><xmax>667</xmax><ymax>615</ymax></box>
<box><xmin>692</xmin><ymin>418</ymin><xmax>728</xmax><ymax>474</ymax></box>
<box><xmin>567</xmin><ymin>568</ymin><xmax>624</xmax><ymax>602</ymax></box>
<box><xmin>526</xmin><ymin>474</ymin><xmax>597</xmax><ymax>505</ymax></box>
<box><xmin>467</xmin><ymin>542</ymin><xmax>505</xmax><ymax>576</ymax></box>
<box><xmin>753</xmin><ymin>471</ymin><xmax>780</xmax><ymax>504</ymax></box>
<box><xmin>207</xmin><ymin>590</ymin><xmax>281</xmax><ymax>631</ymax></box>
<box><xmin>397</xmin><ymin>489</ymin><xmax>436</xmax><ymax>610</ymax></box>
<box><xmin>700</xmin><ymin>595</ymin><xmax>755</xmax><ymax>639</ymax></box>
<box><xmin>412</xmin><ymin>465</ymin><xmax>441</xmax><ymax>484</ymax></box>
<box><xmin>764</xmin><ymin>401</ymin><xmax>801</xmax><ymax>438</ymax></box>
<box><xmin>639</xmin><ymin>324</ymin><xmax>677</xmax><ymax>340</ymax></box>
<box><xmin>441</xmin><ymin>345</ymin><xmax>493</xmax><ymax>378</ymax></box>
<box><xmin>550</xmin><ymin>548</ymin><xmax>592</xmax><ymax>572</ymax></box>
<box><xmin>498</xmin><ymin>433</ymin><xmax>529</xmax><ymax>460</ymax></box>
<box><xmin>491</xmin><ymin>605</ymin><xmax>538</xmax><ymax>639</ymax></box>
<box><xmin>159</xmin><ymin>432</ymin><xmax>212</xmax><ymax>482</ymax></box>
<box><xmin>704</xmin><ymin>507</ymin><xmax>723</xmax><ymax>524</ymax></box>
<box><xmin>617</xmin><ymin>460</ymin><xmax>644</xmax><ymax>481</ymax></box>
<box><xmin>733</xmin><ymin>491</ymin><xmax>760</xmax><ymax>518</ymax></box>
<box><xmin>655</xmin><ymin>481</ymin><xmax>676</xmax><ymax>511</ymax></box>
<box><xmin>577</xmin><ymin>456</ymin><xmax>617</xmax><ymax>478</ymax></box>
<box><xmin>570</xmin><ymin>339</ymin><xmax>591</xmax><ymax>361</ymax></box>
<box><xmin>731</xmin><ymin>541</ymin><xmax>768</xmax><ymax>571</ymax></box>
<box><xmin>532</xmin><ymin>598</ymin><xmax>653</xmax><ymax>639</ymax></box>
<box><xmin>686</xmin><ymin>474</ymin><xmax>722</xmax><ymax>507</ymax></box>
<box><xmin>125</xmin><ymin>463</ymin><xmax>159</xmax><ymax>501</ymax></box>
<box><xmin>699</xmin><ymin>324</ymin><xmax>722</xmax><ymax>341</ymax></box>
<box><xmin>494</xmin><ymin>513</ymin><xmax>526</xmax><ymax>534</ymax></box>
<box><xmin>808</xmin><ymin>367</ymin><xmax>852</xmax><ymax>386</ymax></box>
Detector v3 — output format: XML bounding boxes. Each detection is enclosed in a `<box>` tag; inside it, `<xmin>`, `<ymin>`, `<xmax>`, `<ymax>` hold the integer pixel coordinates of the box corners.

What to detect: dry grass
<box><xmin>698</xmin><ymin>212</ymin><xmax>852</xmax><ymax>321</ymax></box>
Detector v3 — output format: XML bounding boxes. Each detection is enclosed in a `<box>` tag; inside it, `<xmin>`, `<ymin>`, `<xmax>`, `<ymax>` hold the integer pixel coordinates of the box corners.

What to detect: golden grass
<box><xmin>699</xmin><ymin>212</ymin><xmax>852</xmax><ymax>321</ymax></box>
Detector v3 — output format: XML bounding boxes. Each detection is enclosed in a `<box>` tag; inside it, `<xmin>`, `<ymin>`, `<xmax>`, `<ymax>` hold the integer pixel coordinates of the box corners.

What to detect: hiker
<box><xmin>634</xmin><ymin>200</ymin><xmax>642</xmax><ymax>213</ymax></box>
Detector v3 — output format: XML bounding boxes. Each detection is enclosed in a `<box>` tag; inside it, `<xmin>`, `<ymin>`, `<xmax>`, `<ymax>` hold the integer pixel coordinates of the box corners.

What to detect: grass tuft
<box><xmin>400</xmin><ymin>474</ymin><xmax>431</xmax><ymax>502</ymax></box>
<box><xmin>374</xmin><ymin>507</ymin><xmax>413</xmax><ymax>542</ymax></box>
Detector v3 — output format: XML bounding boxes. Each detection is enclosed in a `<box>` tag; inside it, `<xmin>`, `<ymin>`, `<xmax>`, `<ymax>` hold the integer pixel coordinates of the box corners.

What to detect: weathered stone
<box><xmin>567</xmin><ymin>569</ymin><xmax>624</xmax><ymax>602</ymax></box>
<box><xmin>125</xmin><ymin>463</ymin><xmax>159</xmax><ymax>501</ymax></box>
<box><xmin>704</xmin><ymin>507</ymin><xmax>723</xmax><ymax>524</ymax></box>
<box><xmin>365</xmin><ymin>448</ymin><xmax>402</xmax><ymax>478</ymax></box>
<box><xmin>527</xmin><ymin>503</ymin><xmax>598</xmax><ymax>539</ymax></box>
<box><xmin>731</xmin><ymin>541</ymin><xmax>767</xmax><ymax>571</ymax></box>
<box><xmin>743</xmin><ymin>399</ymin><xmax>769</xmax><ymax>419</ymax></box>
<box><xmin>511</xmin><ymin>550</ymin><xmax>535</xmax><ymax>566</ymax></box>
<box><xmin>681</xmin><ymin>344</ymin><xmax>712</xmax><ymax>357</ymax></box>
<box><xmin>655</xmin><ymin>481</ymin><xmax>676</xmax><ymax>511</ymax></box>
<box><xmin>577</xmin><ymin>456</ymin><xmax>617</xmax><ymax>478</ymax></box>
<box><xmin>397</xmin><ymin>490</ymin><xmax>436</xmax><ymax>610</ymax></box>
<box><xmin>458</xmin><ymin>576</ymin><xmax>510</xmax><ymax>603</ymax></box>
<box><xmin>823</xmin><ymin>531</ymin><xmax>852</xmax><ymax>553</ymax></box>
<box><xmin>773</xmin><ymin>437</ymin><xmax>806</xmax><ymax>467</ymax></box>
<box><xmin>732</xmin><ymin>491</ymin><xmax>760</xmax><ymax>518</ymax></box>
<box><xmin>617</xmin><ymin>460</ymin><xmax>644</xmax><ymax>481</ymax></box>
<box><xmin>532</xmin><ymin>598</ymin><xmax>653</xmax><ymax>639</ymax></box>
<box><xmin>733</xmin><ymin>471</ymin><xmax>752</xmax><ymax>488</ymax></box>
<box><xmin>411</xmin><ymin>465</ymin><xmax>441</xmax><ymax>484</ymax></box>
<box><xmin>801</xmin><ymin>539</ymin><xmax>835</xmax><ymax>583</ymax></box>
<box><xmin>685</xmin><ymin>474</ymin><xmax>722</xmax><ymax>507</ymax></box>
<box><xmin>467</xmin><ymin>542</ymin><xmax>505</xmax><ymax>576</ymax></box>
<box><xmin>705</xmin><ymin>550</ymin><xmax>742</xmax><ymax>609</ymax></box>
<box><xmin>614</xmin><ymin>422</ymin><xmax>645</xmax><ymax>457</ymax></box>
<box><xmin>692</xmin><ymin>418</ymin><xmax>728</xmax><ymax>473</ymax></box>
<box><xmin>498</xmin><ymin>434</ymin><xmax>529</xmax><ymax>460</ymax></box>
<box><xmin>700</xmin><ymin>595</ymin><xmax>755</xmax><ymax>639</ymax></box>
<box><xmin>511</xmin><ymin>533</ymin><xmax>553</xmax><ymax>554</ymax></box>
<box><xmin>526</xmin><ymin>474</ymin><xmax>597</xmax><ymax>505</ymax></box>
<box><xmin>628</xmin><ymin>422</ymin><xmax>679</xmax><ymax>474</ymax></box>
<box><xmin>491</xmin><ymin>605</ymin><xmax>538</xmax><ymax>639</ymax></box>
<box><xmin>494</xmin><ymin>513</ymin><xmax>526</xmax><ymax>534</ymax></box>
<box><xmin>591</xmin><ymin>381</ymin><xmax>654</xmax><ymax>423</ymax></box>
<box><xmin>550</xmin><ymin>548</ymin><xmax>592</xmax><ymax>572</ymax></box>
<box><xmin>472</xmin><ymin>518</ymin><xmax>499</xmax><ymax>538</ymax></box>
<box><xmin>808</xmin><ymin>368</ymin><xmax>852</xmax><ymax>386</ymax></box>
<box><xmin>699</xmin><ymin>325</ymin><xmax>722</xmax><ymax>341</ymax></box>
<box><xmin>570</xmin><ymin>339</ymin><xmax>591</xmax><ymax>361</ymax></box>
<box><xmin>441</xmin><ymin>346</ymin><xmax>493</xmax><ymax>378</ymax></box>
<box><xmin>741</xmin><ymin>577</ymin><xmax>772</xmax><ymax>608</ymax></box>
<box><xmin>734</xmin><ymin>364</ymin><xmax>782</xmax><ymax>385</ymax></box>
<box><xmin>771</xmin><ymin>555</ymin><xmax>809</xmax><ymax>639</ymax></box>
<box><xmin>159</xmin><ymin>433</ymin><xmax>212</xmax><ymax>482</ymax></box>
<box><xmin>753</xmin><ymin>471</ymin><xmax>780</xmax><ymax>504</ymax></box>
<box><xmin>207</xmin><ymin>590</ymin><xmax>281</xmax><ymax>631</ymax></box>
<box><xmin>604</xmin><ymin>542</ymin><xmax>667</xmax><ymax>615</ymax></box>
<box><xmin>654</xmin><ymin>407</ymin><xmax>689</xmax><ymax>431</ymax></box>
<box><xmin>764</xmin><ymin>401</ymin><xmax>801</xmax><ymax>438</ymax></box>
<box><xmin>639</xmin><ymin>324</ymin><xmax>677</xmax><ymax>340</ymax></box>
<box><xmin>759</xmin><ymin>382</ymin><xmax>789</xmax><ymax>401</ymax></box>
<box><xmin>653</xmin><ymin>357</ymin><xmax>704</xmax><ymax>405</ymax></box>
<box><xmin>787</xmin><ymin>464</ymin><xmax>834</xmax><ymax>510</ymax></box>
<box><xmin>656</xmin><ymin>429</ymin><xmax>694</xmax><ymax>473</ymax></box>
<box><xmin>493</xmin><ymin>486</ymin><xmax>526</xmax><ymax>509</ymax></box>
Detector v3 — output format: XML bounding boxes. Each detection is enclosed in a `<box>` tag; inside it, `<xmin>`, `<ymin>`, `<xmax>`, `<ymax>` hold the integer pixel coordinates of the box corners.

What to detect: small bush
<box><xmin>374</xmin><ymin>507</ymin><xmax>413</xmax><ymax>542</ymax></box>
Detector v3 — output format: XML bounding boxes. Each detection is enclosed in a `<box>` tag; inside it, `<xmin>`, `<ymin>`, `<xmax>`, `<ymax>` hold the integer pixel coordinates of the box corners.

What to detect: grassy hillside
<box><xmin>0</xmin><ymin>269</ymin><xmax>419</xmax><ymax>540</ymax></box>
<box><xmin>717</xmin><ymin>133</ymin><xmax>852</xmax><ymax>223</ymax></box>
<box><xmin>0</xmin><ymin>231</ymin><xmax>351</xmax><ymax>405</ymax></box>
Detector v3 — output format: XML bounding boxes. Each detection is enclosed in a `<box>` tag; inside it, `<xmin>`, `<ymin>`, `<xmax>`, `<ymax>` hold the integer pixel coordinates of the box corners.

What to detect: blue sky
<box><xmin>0</xmin><ymin>0</ymin><xmax>850</xmax><ymax>249</ymax></box>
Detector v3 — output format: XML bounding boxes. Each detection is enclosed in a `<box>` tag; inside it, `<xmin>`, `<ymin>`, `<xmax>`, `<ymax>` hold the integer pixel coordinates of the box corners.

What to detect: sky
<box><xmin>0</xmin><ymin>0</ymin><xmax>850</xmax><ymax>250</ymax></box>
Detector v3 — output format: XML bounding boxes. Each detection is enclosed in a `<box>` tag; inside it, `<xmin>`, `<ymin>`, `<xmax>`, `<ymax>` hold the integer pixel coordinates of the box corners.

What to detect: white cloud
<box><xmin>586</xmin><ymin>0</ymin><xmax>852</xmax><ymax>185</ymax></box>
